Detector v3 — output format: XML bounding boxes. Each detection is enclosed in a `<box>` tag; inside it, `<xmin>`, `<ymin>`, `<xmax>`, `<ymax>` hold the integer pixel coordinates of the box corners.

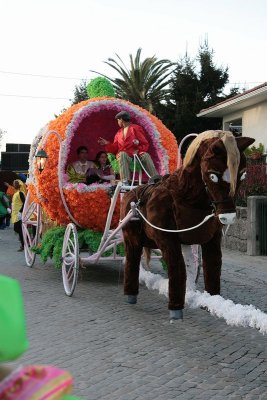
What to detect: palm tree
<box><xmin>91</xmin><ymin>48</ymin><xmax>174</xmax><ymax>113</ymax></box>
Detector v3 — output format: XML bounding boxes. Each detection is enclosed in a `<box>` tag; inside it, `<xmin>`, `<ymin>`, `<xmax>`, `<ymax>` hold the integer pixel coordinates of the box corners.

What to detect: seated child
<box><xmin>86</xmin><ymin>151</ymin><xmax>115</xmax><ymax>185</ymax></box>
<box><xmin>67</xmin><ymin>146</ymin><xmax>96</xmax><ymax>183</ymax></box>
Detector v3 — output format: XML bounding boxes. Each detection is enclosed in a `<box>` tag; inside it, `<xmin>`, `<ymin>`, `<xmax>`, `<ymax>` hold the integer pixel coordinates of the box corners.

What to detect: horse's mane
<box><xmin>183</xmin><ymin>130</ymin><xmax>240</xmax><ymax>195</ymax></box>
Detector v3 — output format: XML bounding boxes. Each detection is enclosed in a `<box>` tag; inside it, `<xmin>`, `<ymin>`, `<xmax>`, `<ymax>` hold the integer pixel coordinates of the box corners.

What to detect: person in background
<box><xmin>11</xmin><ymin>180</ymin><xmax>25</xmax><ymax>251</ymax></box>
<box><xmin>3</xmin><ymin>182</ymin><xmax>15</xmax><ymax>228</ymax></box>
<box><xmin>4</xmin><ymin>182</ymin><xmax>15</xmax><ymax>198</ymax></box>
<box><xmin>67</xmin><ymin>146</ymin><xmax>96</xmax><ymax>183</ymax></box>
<box><xmin>17</xmin><ymin>173</ymin><xmax>27</xmax><ymax>183</ymax></box>
<box><xmin>86</xmin><ymin>151</ymin><xmax>115</xmax><ymax>185</ymax></box>
<box><xmin>98</xmin><ymin>111</ymin><xmax>158</xmax><ymax>185</ymax></box>
<box><xmin>0</xmin><ymin>191</ymin><xmax>11</xmax><ymax>230</ymax></box>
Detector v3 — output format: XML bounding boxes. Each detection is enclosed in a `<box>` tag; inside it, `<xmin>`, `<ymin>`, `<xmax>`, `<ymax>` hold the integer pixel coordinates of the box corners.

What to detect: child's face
<box><xmin>99</xmin><ymin>153</ymin><xmax>107</xmax><ymax>165</ymax></box>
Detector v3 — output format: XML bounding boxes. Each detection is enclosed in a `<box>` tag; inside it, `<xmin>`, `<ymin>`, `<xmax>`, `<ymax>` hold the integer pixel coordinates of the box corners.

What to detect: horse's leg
<box><xmin>182</xmin><ymin>244</ymin><xmax>198</xmax><ymax>292</ymax></box>
<box><xmin>123</xmin><ymin>228</ymin><xmax>143</xmax><ymax>304</ymax></box>
<box><xmin>161</xmin><ymin>241</ymin><xmax>186</xmax><ymax>320</ymax></box>
<box><xmin>201</xmin><ymin>229</ymin><xmax>222</xmax><ymax>295</ymax></box>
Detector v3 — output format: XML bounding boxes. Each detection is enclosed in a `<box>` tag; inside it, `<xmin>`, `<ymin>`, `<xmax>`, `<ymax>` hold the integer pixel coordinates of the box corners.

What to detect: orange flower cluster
<box><xmin>27</xmin><ymin>183</ymin><xmax>39</xmax><ymax>203</ymax></box>
<box><xmin>31</xmin><ymin>97</ymin><xmax>178</xmax><ymax>230</ymax></box>
<box><xmin>64</xmin><ymin>189</ymin><xmax>120</xmax><ymax>231</ymax></box>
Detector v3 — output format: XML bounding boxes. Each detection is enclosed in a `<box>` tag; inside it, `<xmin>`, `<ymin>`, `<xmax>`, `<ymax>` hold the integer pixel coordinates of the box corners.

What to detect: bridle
<box><xmin>203</xmin><ymin>181</ymin><xmax>235</xmax><ymax>213</ymax></box>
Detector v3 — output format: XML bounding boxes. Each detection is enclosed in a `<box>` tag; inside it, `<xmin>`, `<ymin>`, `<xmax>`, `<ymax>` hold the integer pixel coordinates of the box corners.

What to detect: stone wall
<box><xmin>222</xmin><ymin>206</ymin><xmax>247</xmax><ymax>252</ymax></box>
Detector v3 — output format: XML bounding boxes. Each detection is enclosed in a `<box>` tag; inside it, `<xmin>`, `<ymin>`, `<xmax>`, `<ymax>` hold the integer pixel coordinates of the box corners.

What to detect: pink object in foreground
<box><xmin>0</xmin><ymin>365</ymin><xmax>73</xmax><ymax>400</ymax></box>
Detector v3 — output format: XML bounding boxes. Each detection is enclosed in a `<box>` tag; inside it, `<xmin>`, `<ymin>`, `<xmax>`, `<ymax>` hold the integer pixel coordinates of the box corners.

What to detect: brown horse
<box><xmin>120</xmin><ymin>131</ymin><xmax>254</xmax><ymax>320</ymax></box>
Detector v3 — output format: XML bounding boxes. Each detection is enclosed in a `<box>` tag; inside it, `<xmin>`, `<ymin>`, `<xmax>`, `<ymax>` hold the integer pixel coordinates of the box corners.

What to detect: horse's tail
<box><xmin>143</xmin><ymin>247</ymin><xmax>151</xmax><ymax>268</ymax></box>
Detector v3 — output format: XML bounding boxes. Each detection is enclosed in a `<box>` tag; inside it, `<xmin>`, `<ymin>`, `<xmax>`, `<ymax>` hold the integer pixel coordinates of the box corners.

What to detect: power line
<box><xmin>0</xmin><ymin>70</ymin><xmax>264</xmax><ymax>87</ymax></box>
<box><xmin>0</xmin><ymin>70</ymin><xmax>86</xmax><ymax>80</ymax></box>
<box><xmin>0</xmin><ymin>93</ymin><xmax>69</xmax><ymax>100</ymax></box>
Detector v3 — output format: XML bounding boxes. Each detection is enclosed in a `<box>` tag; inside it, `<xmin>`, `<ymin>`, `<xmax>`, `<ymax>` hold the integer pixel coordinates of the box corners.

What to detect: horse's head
<box><xmin>184</xmin><ymin>131</ymin><xmax>255</xmax><ymax>225</ymax></box>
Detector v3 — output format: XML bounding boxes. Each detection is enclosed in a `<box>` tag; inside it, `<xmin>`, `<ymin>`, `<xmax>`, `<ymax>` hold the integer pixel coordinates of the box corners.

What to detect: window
<box><xmin>224</xmin><ymin>118</ymin><xmax>242</xmax><ymax>137</ymax></box>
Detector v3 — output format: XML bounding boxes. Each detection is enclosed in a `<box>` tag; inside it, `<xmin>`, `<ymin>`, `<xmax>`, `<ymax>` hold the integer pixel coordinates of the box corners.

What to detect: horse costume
<box><xmin>121</xmin><ymin>130</ymin><xmax>254</xmax><ymax>320</ymax></box>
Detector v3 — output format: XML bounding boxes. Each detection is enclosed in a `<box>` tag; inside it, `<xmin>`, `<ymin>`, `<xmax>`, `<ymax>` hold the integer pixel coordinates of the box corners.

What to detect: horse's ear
<box><xmin>235</xmin><ymin>137</ymin><xmax>255</xmax><ymax>152</ymax></box>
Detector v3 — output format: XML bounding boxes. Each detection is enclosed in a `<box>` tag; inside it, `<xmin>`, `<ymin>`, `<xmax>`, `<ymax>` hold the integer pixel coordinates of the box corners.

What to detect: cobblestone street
<box><xmin>1</xmin><ymin>228</ymin><xmax>267</xmax><ymax>399</ymax></box>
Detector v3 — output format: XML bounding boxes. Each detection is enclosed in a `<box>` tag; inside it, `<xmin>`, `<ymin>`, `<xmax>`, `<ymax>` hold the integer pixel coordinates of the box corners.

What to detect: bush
<box><xmin>236</xmin><ymin>163</ymin><xmax>267</xmax><ymax>206</ymax></box>
<box><xmin>244</xmin><ymin>142</ymin><xmax>265</xmax><ymax>160</ymax></box>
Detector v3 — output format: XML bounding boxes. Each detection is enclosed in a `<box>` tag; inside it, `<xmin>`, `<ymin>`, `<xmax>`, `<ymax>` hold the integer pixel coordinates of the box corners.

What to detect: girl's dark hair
<box><xmin>95</xmin><ymin>151</ymin><xmax>108</xmax><ymax>167</ymax></box>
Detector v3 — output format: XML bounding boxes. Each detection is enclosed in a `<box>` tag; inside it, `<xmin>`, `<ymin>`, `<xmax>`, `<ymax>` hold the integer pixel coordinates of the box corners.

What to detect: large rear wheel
<box><xmin>22</xmin><ymin>192</ymin><xmax>41</xmax><ymax>267</ymax></box>
<box><xmin>62</xmin><ymin>223</ymin><xmax>79</xmax><ymax>296</ymax></box>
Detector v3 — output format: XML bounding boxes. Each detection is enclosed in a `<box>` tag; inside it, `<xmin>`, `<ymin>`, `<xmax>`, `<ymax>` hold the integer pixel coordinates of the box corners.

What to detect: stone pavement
<box><xmin>0</xmin><ymin>227</ymin><xmax>267</xmax><ymax>399</ymax></box>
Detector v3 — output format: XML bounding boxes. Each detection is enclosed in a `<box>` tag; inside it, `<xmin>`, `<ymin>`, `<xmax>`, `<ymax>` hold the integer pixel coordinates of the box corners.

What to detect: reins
<box><xmin>126</xmin><ymin>133</ymin><xmax>235</xmax><ymax>234</ymax></box>
<box><xmin>130</xmin><ymin>180</ymin><xmax>215</xmax><ymax>234</ymax></box>
<box><xmin>132</xmin><ymin>203</ymin><xmax>215</xmax><ymax>233</ymax></box>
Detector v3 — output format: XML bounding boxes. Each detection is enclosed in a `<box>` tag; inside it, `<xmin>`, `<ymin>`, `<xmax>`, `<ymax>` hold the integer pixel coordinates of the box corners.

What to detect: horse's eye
<box><xmin>240</xmin><ymin>171</ymin><xmax>247</xmax><ymax>181</ymax></box>
<box><xmin>209</xmin><ymin>173</ymin><xmax>218</xmax><ymax>183</ymax></box>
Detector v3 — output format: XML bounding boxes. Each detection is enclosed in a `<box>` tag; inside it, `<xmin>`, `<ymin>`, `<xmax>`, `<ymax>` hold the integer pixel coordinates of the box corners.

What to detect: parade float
<box><xmin>21</xmin><ymin>79</ymin><xmax>267</xmax><ymax>332</ymax></box>
<box><xmin>22</xmin><ymin>78</ymin><xmax>179</xmax><ymax>296</ymax></box>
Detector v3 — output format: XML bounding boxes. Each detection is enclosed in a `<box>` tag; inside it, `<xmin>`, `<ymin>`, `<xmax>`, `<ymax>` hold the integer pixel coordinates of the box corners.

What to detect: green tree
<box><xmin>92</xmin><ymin>48</ymin><xmax>173</xmax><ymax>113</ymax></box>
<box><xmin>159</xmin><ymin>41</ymin><xmax>238</xmax><ymax>140</ymax></box>
<box><xmin>198</xmin><ymin>40</ymin><xmax>229</xmax><ymax>106</ymax></box>
<box><xmin>70</xmin><ymin>79</ymin><xmax>89</xmax><ymax>105</ymax></box>
<box><xmin>157</xmin><ymin>55</ymin><xmax>201</xmax><ymax>139</ymax></box>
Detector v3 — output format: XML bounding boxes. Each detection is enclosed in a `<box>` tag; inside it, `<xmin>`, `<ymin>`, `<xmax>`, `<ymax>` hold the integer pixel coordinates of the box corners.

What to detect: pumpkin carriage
<box><xmin>22</xmin><ymin>96</ymin><xmax>180</xmax><ymax>296</ymax></box>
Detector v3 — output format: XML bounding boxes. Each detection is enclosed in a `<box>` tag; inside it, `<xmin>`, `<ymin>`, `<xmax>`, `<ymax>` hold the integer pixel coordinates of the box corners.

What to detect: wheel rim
<box><xmin>62</xmin><ymin>223</ymin><xmax>79</xmax><ymax>296</ymax></box>
<box><xmin>22</xmin><ymin>193</ymin><xmax>41</xmax><ymax>267</ymax></box>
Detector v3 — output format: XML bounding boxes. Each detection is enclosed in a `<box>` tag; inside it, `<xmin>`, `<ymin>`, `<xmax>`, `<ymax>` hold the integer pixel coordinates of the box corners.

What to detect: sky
<box><xmin>0</xmin><ymin>0</ymin><xmax>267</xmax><ymax>150</ymax></box>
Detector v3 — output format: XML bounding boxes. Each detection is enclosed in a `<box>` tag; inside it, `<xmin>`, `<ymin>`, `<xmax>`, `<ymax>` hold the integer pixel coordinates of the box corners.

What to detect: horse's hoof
<box><xmin>169</xmin><ymin>309</ymin><xmax>183</xmax><ymax>322</ymax></box>
<box><xmin>126</xmin><ymin>295</ymin><xmax>137</xmax><ymax>304</ymax></box>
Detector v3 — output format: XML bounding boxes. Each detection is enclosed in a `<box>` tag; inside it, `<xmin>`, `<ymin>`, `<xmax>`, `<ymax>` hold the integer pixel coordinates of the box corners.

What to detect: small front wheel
<box><xmin>62</xmin><ymin>223</ymin><xmax>79</xmax><ymax>296</ymax></box>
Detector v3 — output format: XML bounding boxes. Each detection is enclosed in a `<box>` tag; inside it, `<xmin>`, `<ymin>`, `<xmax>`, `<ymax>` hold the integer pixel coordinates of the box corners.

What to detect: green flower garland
<box><xmin>32</xmin><ymin>226</ymin><xmax>125</xmax><ymax>269</ymax></box>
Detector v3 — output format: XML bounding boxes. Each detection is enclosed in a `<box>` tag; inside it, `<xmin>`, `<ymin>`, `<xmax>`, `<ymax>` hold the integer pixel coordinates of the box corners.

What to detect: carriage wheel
<box><xmin>62</xmin><ymin>223</ymin><xmax>79</xmax><ymax>296</ymax></box>
<box><xmin>22</xmin><ymin>193</ymin><xmax>41</xmax><ymax>267</ymax></box>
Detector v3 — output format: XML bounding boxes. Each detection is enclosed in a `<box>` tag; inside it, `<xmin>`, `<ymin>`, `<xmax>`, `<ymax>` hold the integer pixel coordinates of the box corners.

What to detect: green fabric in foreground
<box><xmin>0</xmin><ymin>275</ymin><xmax>28</xmax><ymax>362</ymax></box>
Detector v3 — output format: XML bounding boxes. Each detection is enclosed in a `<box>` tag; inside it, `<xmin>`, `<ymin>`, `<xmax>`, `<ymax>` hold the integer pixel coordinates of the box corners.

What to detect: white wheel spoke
<box><xmin>24</xmin><ymin>228</ymin><xmax>33</xmax><ymax>248</ymax></box>
<box><xmin>68</xmin><ymin>238</ymin><xmax>74</xmax><ymax>248</ymax></box>
<box><xmin>62</xmin><ymin>223</ymin><xmax>79</xmax><ymax>296</ymax></box>
<box><xmin>67</xmin><ymin>244</ymin><xmax>73</xmax><ymax>255</ymax></box>
<box><xmin>67</xmin><ymin>266</ymin><xmax>74</xmax><ymax>280</ymax></box>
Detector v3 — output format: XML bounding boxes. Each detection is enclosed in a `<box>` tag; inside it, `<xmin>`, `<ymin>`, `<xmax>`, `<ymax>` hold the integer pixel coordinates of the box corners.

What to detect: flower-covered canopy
<box><xmin>28</xmin><ymin>97</ymin><xmax>179</xmax><ymax>231</ymax></box>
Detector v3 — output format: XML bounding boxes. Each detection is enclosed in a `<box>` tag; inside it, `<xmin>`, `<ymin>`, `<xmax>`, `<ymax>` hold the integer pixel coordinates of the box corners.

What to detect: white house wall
<box><xmin>243</xmin><ymin>102</ymin><xmax>267</xmax><ymax>149</ymax></box>
<box><xmin>223</xmin><ymin>100</ymin><xmax>267</xmax><ymax>150</ymax></box>
<box><xmin>223</xmin><ymin>111</ymin><xmax>243</xmax><ymax>126</ymax></box>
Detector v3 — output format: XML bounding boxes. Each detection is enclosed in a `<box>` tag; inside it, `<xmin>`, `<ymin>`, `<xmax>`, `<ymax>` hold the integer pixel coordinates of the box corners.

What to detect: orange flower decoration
<box><xmin>29</xmin><ymin>97</ymin><xmax>179</xmax><ymax>231</ymax></box>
